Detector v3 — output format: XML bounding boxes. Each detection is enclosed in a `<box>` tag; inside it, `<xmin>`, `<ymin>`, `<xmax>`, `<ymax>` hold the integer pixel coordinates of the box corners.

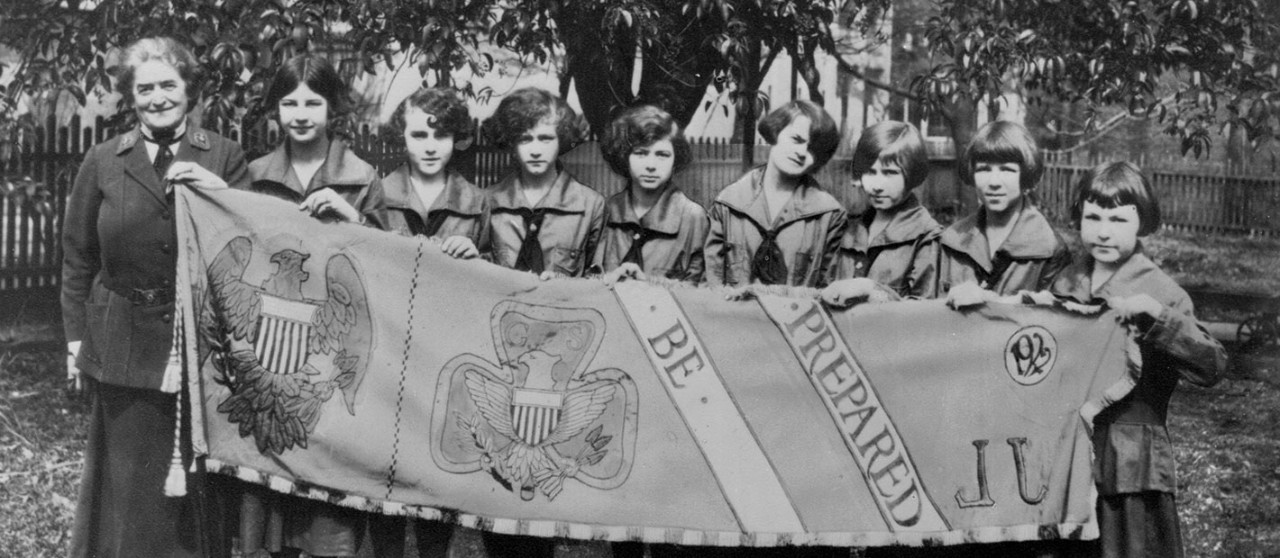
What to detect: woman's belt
<box><xmin>101</xmin><ymin>277</ymin><xmax>174</xmax><ymax>306</ymax></box>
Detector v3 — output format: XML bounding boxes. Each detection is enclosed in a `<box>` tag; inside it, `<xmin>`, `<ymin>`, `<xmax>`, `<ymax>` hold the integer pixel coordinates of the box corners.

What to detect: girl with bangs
<box><xmin>950</xmin><ymin>162</ymin><xmax>1226</xmax><ymax>558</ymax></box>
<box><xmin>705</xmin><ymin>100</ymin><xmax>847</xmax><ymax>288</ymax></box>
<box><xmin>592</xmin><ymin>105</ymin><xmax>709</xmax><ymax>284</ymax></box>
<box><xmin>1051</xmin><ymin>162</ymin><xmax>1225</xmax><ymax>558</ymax></box>
<box><xmin>247</xmin><ymin>55</ymin><xmax>387</xmax><ymax>229</ymax></box>
<box><xmin>485</xmin><ymin>87</ymin><xmax>605</xmax><ymax>278</ymax></box>
<box><xmin>823</xmin><ymin>121</ymin><xmax>941</xmax><ymax>306</ymax></box>
<box><xmin>936</xmin><ymin>121</ymin><xmax>1070</xmax><ymax>303</ymax></box>
<box><xmin>383</xmin><ymin>87</ymin><xmax>489</xmax><ymax>260</ymax></box>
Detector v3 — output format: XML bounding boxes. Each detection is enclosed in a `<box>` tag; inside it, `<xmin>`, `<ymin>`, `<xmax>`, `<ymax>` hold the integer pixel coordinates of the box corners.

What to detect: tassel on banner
<box><xmin>163</xmin><ymin>298</ymin><xmax>187</xmax><ymax>497</ymax></box>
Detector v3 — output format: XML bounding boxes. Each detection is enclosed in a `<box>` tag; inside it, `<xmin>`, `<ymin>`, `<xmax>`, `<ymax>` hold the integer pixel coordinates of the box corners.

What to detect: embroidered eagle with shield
<box><xmin>432</xmin><ymin>302</ymin><xmax>638</xmax><ymax>501</ymax></box>
<box><xmin>197</xmin><ymin>235</ymin><xmax>372</xmax><ymax>456</ymax></box>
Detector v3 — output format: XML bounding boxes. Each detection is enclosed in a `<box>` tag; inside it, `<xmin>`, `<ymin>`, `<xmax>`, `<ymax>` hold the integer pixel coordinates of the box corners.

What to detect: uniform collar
<box><xmin>716</xmin><ymin>166</ymin><xmax>842</xmax><ymax>231</ymax></box>
<box><xmin>941</xmin><ymin>203</ymin><xmax>1061</xmax><ymax>268</ymax></box>
<box><xmin>846</xmin><ymin>192</ymin><xmax>940</xmax><ymax>249</ymax></box>
<box><xmin>116</xmin><ymin>122</ymin><xmax>211</xmax><ymax>155</ymax></box>
<box><xmin>383</xmin><ymin>165</ymin><xmax>484</xmax><ymax>217</ymax></box>
<box><xmin>251</xmin><ymin>139</ymin><xmax>377</xmax><ymax>196</ymax></box>
<box><xmin>605</xmin><ymin>185</ymin><xmax>688</xmax><ymax>235</ymax></box>
<box><xmin>489</xmin><ymin>168</ymin><xmax>588</xmax><ymax>213</ymax></box>
<box><xmin>1054</xmin><ymin>247</ymin><xmax>1158</xmax><ymax>303</ymax></box>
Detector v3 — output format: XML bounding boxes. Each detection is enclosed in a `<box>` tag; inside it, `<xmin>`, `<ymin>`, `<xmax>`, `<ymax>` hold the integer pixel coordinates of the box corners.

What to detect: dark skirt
<box><xmin>236</xmin><ymin>485</ymin><xmax>414</xmax><ymax>557</ymax></box>
<box><xmin>69</xmin><ymin>378</ymin><xmax>205</xmax><ymax>558</ymax></box>
<box><xmin>1097</xmin><ymin>491</ymin><xmax>1183</xmax><ymax>558</ymax></box>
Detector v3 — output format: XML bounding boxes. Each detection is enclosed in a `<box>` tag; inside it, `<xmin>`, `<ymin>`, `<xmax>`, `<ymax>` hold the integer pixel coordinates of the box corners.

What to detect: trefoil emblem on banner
<box><xmin>431</xmin><ymin>302</ymin><xmax>638</xmax><ymax>501</ymax></box>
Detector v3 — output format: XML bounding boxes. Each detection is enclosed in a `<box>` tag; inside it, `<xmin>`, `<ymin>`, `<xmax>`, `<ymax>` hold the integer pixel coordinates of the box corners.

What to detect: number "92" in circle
<box><xmin>1003</xmin><ymin>326</ymin><xmax>1057</xmax><ymax>386</ymax></box>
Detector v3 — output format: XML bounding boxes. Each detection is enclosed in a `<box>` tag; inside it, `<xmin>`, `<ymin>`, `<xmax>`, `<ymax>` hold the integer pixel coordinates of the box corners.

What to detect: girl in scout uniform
<box><xmin>704</xmin><ymin>100</ymin><xmax>847</xmax><ymax>288</ymax></box>
<box><xmin>947</xmin><ymin>162</ymin><xmax>1227</xmax><ymax>558</ymax></box>
<box><xmin>593</xmin><ymin>105</ymin><xmax>709</xmax><ymax>284</ymax></box>
<box><xmin>481</xmin><ymin>87</ymin><xmax>606</xmax><ymax>558</ymax></box>
<box><xmin>383</xmin><ymin>87</ymin><xmax>488</xmax><ymax>260</ymax></box>
<box><xmin>245</xmin><ymin>55</ymin><xmax>388</xmax><ymax>230</ymax></box>
<box><xmin>238</xmin><ymin>54</ymin><xmax>394</xmax><ymax>558</ymax></box>
<box><xmin>935</xmin><ymin>121</ymin><xmax>1070</xmax><ymax>302</ymax></box>
<box><xmin>62</xmin><ymin>36</ymin><xmax>251</xmax><ymax>558</ymax></box>
<box><xmin>823</xmin><ymin>121</ymin><xmax>941</xmax><ymax>305</ymax></box>
<box><xmin>485</xmin><ymin>87</ymin><xmax>605</xmax><ymax>278</ymax></box>
<box><xmin>1050</xmin><ymin>162</ymin><xmax>1226</xmax><ymax>558</ymax></box>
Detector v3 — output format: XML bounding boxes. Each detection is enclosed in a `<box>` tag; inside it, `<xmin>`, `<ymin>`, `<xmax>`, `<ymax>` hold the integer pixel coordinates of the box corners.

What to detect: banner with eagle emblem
<box><xmin>176</xmin><ymin>187</ymin><xmax>1136</xmax><ymax>548</ymax></box>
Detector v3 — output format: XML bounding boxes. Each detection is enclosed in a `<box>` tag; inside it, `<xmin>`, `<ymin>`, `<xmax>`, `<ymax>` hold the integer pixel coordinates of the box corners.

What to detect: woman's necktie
<box><xmin>151</xmin><ymin>129</ymin><xmax>180</xmax><ymax>180</ymax></box>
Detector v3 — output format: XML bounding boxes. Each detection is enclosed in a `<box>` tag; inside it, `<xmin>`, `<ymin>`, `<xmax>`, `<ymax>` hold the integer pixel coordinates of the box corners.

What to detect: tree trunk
<box><xmin>940</xmin><ymin>94</ymin><xmax>978</xmax><ymax>214</ymax></box>
<box><xmin>735</xmin><ymin>41</ymin><xmax>774</xmax><ymax>171</ymax></box>
<box><xmin>561</xmin><ymin>5</ymin><xmax>636</xmax><ymax>137</ymax></box>
<box><xmin>562</xmin><ymin>5</ymin><xmax>719</xmax><ymax>138</ymax></box>
<box><xmin>796</xmin><ymin>38</ymin><xmax>824</xmax><ymax>106</ymax></box>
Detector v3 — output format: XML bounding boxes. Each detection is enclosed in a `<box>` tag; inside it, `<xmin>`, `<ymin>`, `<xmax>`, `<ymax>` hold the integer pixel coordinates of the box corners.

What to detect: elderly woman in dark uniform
<box><xmin>61</xmin><ymin>36</ymin><xmax>250</xmax><ymax>558</ymax></box>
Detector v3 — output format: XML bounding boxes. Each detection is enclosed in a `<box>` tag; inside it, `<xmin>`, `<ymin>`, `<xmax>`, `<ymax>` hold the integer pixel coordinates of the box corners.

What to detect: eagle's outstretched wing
<box><xmin>463</xmin><ymin>369</ymin><xmax>517</xmax><ymax>441</ymax></box>
<box><xmin>308</xmin><ymin>255</ymin><xmax>360</xmax><ymax>355</ymax></box>
<box><xmin>541</xmin><ymin>382</ymin><xmax>616</xmax><ymax>446</ymax></box>
<box><xmin>307</xmin><ymin>254</ymin><xmax>370</xmax><ymax>413</ymax></box>
<box><xmin>207</xmin><ymin>236</ymin><xmax>262</xmax><ymax>341</ymax></box>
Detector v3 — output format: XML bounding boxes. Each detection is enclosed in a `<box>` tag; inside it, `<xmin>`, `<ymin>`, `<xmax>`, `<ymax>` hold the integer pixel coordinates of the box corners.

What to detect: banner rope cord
<box><xmin>385</xmin><ymin>239</ymin><xmax>426</xmax><ymax>501</ymax></box>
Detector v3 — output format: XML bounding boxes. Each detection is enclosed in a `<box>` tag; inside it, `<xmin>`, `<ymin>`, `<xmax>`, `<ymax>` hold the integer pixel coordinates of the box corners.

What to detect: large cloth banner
<box><xmin>176</xmin><ymin>187</ymin><xmax>1135</xmax><ymax>548</ymax></box>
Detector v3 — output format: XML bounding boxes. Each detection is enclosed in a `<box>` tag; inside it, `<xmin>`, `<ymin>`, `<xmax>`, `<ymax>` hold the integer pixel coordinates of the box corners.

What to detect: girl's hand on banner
<box><xmin>538</xmin><ymin>270</ymin><xmax>565</xmax><ymax>281</ymax></box>
<box><xmin>66</xmin><ymin>340</ymin><xmax>82</xmax><ymax>392</ymax></box>
<box><xmin>946</xmin><ymin>282</ymin><xmax>996</xmax><ymax>309</ymax></box>
<box><xmin>602</xmin><ymin>263</ymin><xmax>646</xmax><ymax>286</ymax></box>
<box><xmin>300</xmin><ymin>190</ymin><xmax>361</xmax><ymax>223</ymax></box>
<box><xmin>1107</xmin><ymin>294</ymin><xmax>1163</xmax><ymax>322</ymax></box>
<box><xmin>165</xmin><ymin>161</ymin><xmax>229</xmax><ymax>190</ymax></box>
<box><xmin>440</xmin><ymin>236</ymin><xmax>479</xmax><ymax>259</ymax></box>
<box><xmin>822</xmin><ymin>278</ymin><xmax>891</xmax><ymax>308</ymax></box>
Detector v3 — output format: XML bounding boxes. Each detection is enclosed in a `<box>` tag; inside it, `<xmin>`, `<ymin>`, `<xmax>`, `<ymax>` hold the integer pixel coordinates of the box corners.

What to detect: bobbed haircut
<box><xmin>959</xmin><ymin>120</ymin><xmax>1043</xmax><ymax>191</ymax></box>
<box><xmin>117</xmin><ymin>37</ymin><xmax>202</xmax><ymax>111</ymax></box>
<box><xmin>263</xmin><ymin>54</ymin><xmax>353</xmax><ymax>124</ymax></box>
<box><xmin>757</xmin><ymin>100</ymin><xmax>840</xmax><ymax>173</ymax></box>
<box><xmin>487</xmin><ymin>87</ymin><xmax>584</xmax><ymax>155</ymax></box>
<box><xmin>850</xmin><ymin>121</ymin><xmax>929</xmax><ymax>191</ymax></box>
<box><xmin>386</xmin><ymin>87</ymin><xmax>473</xmax><ymax>144</ymax></box>
<box><xmin>599</xmin><ymin>105</ymin><xmax>692</xmax><ymax>178</ymax></box>
<box><xmin>1071</xmin><ymin>161</ymin><xmax>1162</xmax><ymax>236</ymax></box>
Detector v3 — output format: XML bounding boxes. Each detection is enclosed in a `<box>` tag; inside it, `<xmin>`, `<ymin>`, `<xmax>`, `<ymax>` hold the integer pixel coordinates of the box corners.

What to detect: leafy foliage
<box><xmin>0</xmin><ymin>0</ymin><xmax>1274</xmax><ymax>156</ymax></box>
<box><xmin>906</xmin><ymin>0</ymin><xmax>1280</xmax><ymax>156</ymax></box>
<box><xmin>0</xmin><ymin>0</ymin><xmax>890</xmax><ymax>138</ymax></box>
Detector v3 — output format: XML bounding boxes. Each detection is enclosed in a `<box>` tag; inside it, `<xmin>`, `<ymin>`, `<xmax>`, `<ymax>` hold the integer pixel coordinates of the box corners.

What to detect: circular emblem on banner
<box><xmin>1004</xmin><ymin>326</ymin><xmax>1057</xmax><ymax>386</ymax></box>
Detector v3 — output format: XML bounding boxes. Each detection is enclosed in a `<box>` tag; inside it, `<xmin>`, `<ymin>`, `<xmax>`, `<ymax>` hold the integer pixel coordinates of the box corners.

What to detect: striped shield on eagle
<box><xmin>511</xmin><ymin>388</ymin><xmax>564</xmax><ymax>446</ymax></box>
<box><xmin>254</xmin><ymin>295</ymin><xmax>318</xmax><ymax>377</ymax></box>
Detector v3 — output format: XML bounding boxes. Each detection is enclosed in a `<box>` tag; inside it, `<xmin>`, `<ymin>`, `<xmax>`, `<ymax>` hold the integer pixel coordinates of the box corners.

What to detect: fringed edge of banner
<box><xmin>204</xmin><ymin>458</ymin><xmax>1096</xmax><ymax>547</ymax></box>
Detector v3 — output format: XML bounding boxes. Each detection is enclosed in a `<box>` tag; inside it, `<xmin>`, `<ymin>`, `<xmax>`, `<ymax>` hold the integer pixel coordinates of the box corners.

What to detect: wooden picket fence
<box><xmin>1038</xmin><ymin>151</ymin><xmax>1280</xmax><ymax>237</ymax></box>
<box><xmin>2</xmin><ymin>116</ymin><xmax>1277</xmax><ymax>292</ymax></box>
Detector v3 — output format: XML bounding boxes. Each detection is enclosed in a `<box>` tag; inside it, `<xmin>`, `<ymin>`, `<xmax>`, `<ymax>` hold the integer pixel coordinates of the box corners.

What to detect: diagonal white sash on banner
<box><xmin>614</xmin><ymin>282</ymin><xmax>804</xmax><ymax>533</ymax></box>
